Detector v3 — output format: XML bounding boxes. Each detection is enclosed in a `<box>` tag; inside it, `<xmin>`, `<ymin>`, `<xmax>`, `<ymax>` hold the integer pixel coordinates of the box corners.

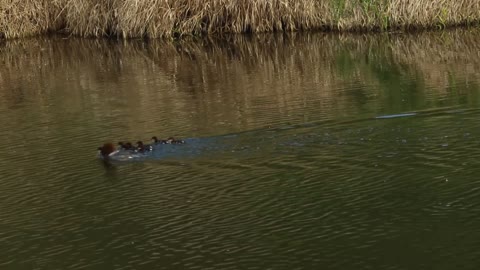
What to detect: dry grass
<box><xmin>1</xmin><ymin>0</ymin><xmax>480</xmax><ymax>38</ymax></box>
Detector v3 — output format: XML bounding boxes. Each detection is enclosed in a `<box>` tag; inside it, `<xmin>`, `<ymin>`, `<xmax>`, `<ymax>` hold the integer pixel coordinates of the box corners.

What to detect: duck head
<box><xmin>136</xmin><ymin>141</ymin><xmax>145</xmax><ymax>151</ymax></box>
<box><xmin>118</xmin><ymin>141</ymin><xmax>125</xmax><ymax>149</ymax></box>
<box><xmin>98</xmin><ymin>143</ymin><xmax>116</xmax><ymax>158</ymax></box>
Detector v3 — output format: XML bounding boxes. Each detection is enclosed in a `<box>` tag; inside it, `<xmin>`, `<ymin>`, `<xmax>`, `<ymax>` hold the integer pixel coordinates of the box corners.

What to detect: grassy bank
<box><xmin>1</xmin><ymin>0</ymin><xmax>480</xmax><ymax>39</ymax></box>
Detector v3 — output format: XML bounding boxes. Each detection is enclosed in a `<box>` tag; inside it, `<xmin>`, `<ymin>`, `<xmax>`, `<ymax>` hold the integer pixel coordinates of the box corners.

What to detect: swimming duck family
<box><xmin>98</xmin><ymin>136</ymin><xmax>185</xmax><ymax>159</ymax></box>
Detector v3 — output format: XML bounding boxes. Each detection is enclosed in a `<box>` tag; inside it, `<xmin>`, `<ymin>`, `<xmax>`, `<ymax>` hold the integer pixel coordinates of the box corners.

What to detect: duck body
<box><xmin>167</xmin><ymin>137</ymin><xmax>186</xmax><ymax>144</ymax></box>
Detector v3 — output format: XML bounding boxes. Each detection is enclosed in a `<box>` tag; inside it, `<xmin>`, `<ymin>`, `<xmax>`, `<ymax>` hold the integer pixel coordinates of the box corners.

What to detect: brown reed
<box><xmin>1</xmin><ymin>0</ymin><xmax>480</xmax><ymax>39</ymax></box>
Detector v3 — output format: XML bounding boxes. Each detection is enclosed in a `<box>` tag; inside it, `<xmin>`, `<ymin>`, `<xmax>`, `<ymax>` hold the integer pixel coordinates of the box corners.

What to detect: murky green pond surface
<box><xmin>1</xmin><ymin>29</ymin><xmax>480</xmax><ymax>269</ymax></box>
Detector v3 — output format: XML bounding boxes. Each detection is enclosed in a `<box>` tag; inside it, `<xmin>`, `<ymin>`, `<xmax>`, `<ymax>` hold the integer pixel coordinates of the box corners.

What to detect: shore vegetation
<box><xmin>1</xmin><ymin>0</ymin><xmax>480</xmax><ymax>39</ymax></box>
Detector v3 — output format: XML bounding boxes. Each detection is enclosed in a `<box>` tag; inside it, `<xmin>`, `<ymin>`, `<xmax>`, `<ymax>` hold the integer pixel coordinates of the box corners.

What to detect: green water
<box><xmin>1</xmin><ymin>30</ymin><xmax>480</xmax><ymax>269</ymax></box>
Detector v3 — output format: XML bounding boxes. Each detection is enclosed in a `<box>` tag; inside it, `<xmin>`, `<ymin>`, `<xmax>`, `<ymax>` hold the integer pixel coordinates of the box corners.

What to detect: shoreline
<box><xmin>2</xmin><ymin>25</ymin><xmax>479</xmax><ymax>42</ymax></box>
<box><xmin>1</xmin><ymin>22</ymin><xmax>479</xmax><ymax>41</ymax></box>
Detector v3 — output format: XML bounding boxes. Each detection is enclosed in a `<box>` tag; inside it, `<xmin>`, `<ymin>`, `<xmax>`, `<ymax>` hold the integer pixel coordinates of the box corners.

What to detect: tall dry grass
<box><xmin>2</xmin><ymin>0</ymin><xmax>480</xmax><ymax>39</ymax></box>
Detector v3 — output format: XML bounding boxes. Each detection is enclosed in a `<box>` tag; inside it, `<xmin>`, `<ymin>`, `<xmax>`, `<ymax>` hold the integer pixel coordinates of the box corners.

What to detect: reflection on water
<box><xmin>1</xmin><ymin>30</ymin><xmax>480</xmax><ymax>269</ymax></box>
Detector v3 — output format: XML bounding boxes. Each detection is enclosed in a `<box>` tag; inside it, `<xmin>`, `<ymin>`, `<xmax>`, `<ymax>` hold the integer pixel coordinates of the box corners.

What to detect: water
<box><xmin>1</xmin><ymin>30</ymin><xmax>480</xmax><ymax>269</ymax></box>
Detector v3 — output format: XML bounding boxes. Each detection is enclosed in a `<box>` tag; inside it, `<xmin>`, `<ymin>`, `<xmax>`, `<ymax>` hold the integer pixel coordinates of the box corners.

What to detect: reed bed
<box><xmin>1</xmin><ymin>0</ymin><xmax>480</xmax><ymax>39</ymax></box>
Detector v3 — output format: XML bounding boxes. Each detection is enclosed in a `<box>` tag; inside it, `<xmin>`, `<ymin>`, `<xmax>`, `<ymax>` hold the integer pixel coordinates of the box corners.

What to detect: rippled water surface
<box><xmin>2</xmin><ymin>30</ymin><xmax>480</xmax><ymax>269</ymax></box>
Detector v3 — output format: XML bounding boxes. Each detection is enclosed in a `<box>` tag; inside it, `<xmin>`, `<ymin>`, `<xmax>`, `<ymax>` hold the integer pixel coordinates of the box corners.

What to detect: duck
<box><xmin>167</xmin><ymin>137</ymin><xmax>186</xmax><ymax>144</ymax></box>
<box><xmin>152</xmin><ymin>136</ymin><xmax>185</xmax><ymax>144</ymax></box>
<box><xmin>136</xmin><ymin>141</ymin><xmax>153</xmax><ymax>152</ymax></box>
<box><xmin>151</xmin><ymin>136</ymin><xmax>168</xmax><ymax>144</ymax></box>
<box><xmin>98</xmin><ymin>143</ymin><xmax>116</xmax><ymax>159</ymax></box>
<box><xmin>118</xmin><ymin>141</ymin><xmax>134</xmax><ymax>150</ymax></box>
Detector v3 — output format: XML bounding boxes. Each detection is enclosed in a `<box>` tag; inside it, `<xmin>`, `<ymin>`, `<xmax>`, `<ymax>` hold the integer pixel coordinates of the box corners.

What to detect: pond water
<box><xmin>1</xmin><ymin>30</ymin><xmax>480</xmax><ymax>269</ymax></box>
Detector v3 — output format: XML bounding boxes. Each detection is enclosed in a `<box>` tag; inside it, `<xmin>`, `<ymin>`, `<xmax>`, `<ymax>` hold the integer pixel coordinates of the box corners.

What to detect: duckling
<box><xmin>152</xmin><ymin>136</ymin><xmax>185</xmax><ymax>144</ymax></box>
<box><xmin>136</xmin><ymin>141</ymin><xmax>153</xmax><ymax>152</ymax></box>
<box><xmin>118</xmin><ymin>141</ymin><xmax>125</xmax><ymax>150</ymax></box>
<box><xmin>98</xmin><ymin>143</ymin><xmax>116</xmax><ymax>158</ymax></box>
<box><xmin>151</xmin><ymin>136</ymin><xmax>168</xmax><ymax>144</ymax></box>
<box><xmin>167</xmin><ymin>137</ymin><xmax>185</xmax><ymax>144</ymax></box>
<box><xmin>118</xmin><ymin>141</ymin><xmax>134</xmax><ymax>150</ymax></box>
